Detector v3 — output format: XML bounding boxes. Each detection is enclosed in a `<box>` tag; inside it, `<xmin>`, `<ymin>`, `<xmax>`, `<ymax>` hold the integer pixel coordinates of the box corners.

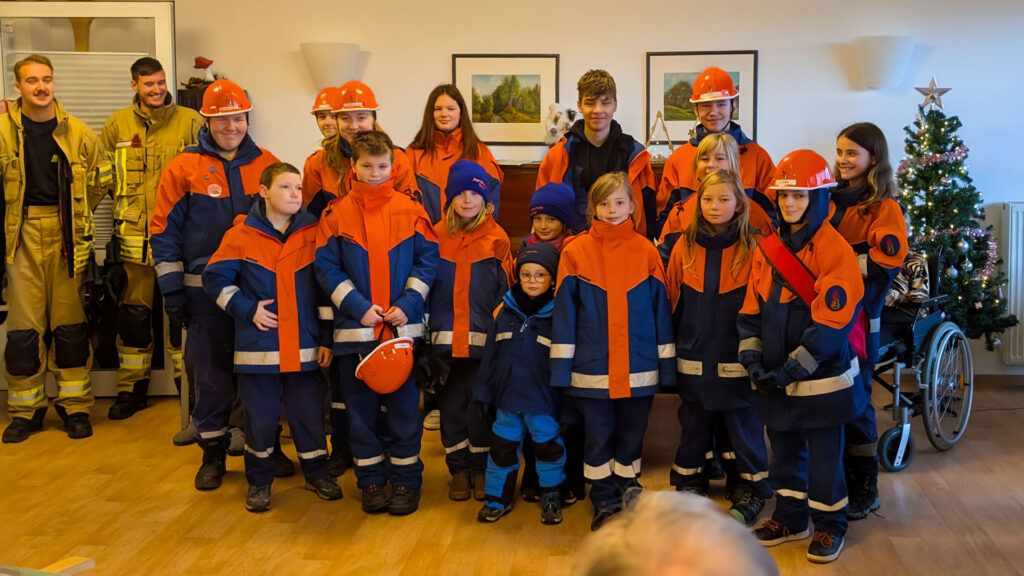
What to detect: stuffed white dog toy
<box><xmin>544</xmin><ymin>102</ymin><xmax>580</xmax><ymax>146</ymax></box>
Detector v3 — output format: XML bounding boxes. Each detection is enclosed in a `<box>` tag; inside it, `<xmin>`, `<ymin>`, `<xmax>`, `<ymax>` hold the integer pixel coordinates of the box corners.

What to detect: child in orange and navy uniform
<box><xmin>314</xmin><ymin>131</ymin><xmax>439</xmax><ymax>516</ymax></box>
<box><xmin>831</xmin><ymin>123</ymin><xmax>908</xmax><ymax>520</ymax></box>
<box><xmin>550</xmin><ymin>172</ymin><xmax>675</xmax><ymax>531</ymax></box>
<box><xmin>665</xmin><ymin>169</ymin><xmax>771</xmax><ymax>526</ymax></box>
<box><xmin>428</xmin><ymin>159</ymin><xmax>513</xmax><ymax>501</ymax></box>
<box><xmin>203</xmin><ymin>163</ymin><xmax>342</xmax><ymax>513</ymax></box>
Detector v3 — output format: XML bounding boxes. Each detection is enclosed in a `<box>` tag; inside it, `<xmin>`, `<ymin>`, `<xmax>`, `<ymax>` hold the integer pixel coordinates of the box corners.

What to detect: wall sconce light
<box><xmin>300</xmin><ymin>42</ymin><xmax>360</xmax><ymax>89</ymax></box>
<box><xmin>853</xmin><ymin>35</ymin><xmax>915</xmax><ymax>89</ymax></box>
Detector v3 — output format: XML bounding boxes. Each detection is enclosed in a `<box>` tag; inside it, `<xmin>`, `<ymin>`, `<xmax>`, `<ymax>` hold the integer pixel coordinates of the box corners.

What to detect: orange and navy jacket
<box><xmin>536</xmin><ymin>121</ymin><xmax>658</xmax><ymax>238</ymax></box>
<box><xmin>656</xmin><ymin>187</ymin><xmax>775</xmax><ymax>266</ymax></box>
<box><xmin>666</xmin><ymin>223</ymin><xmax>760</xmax><ymax>410</ymax></box>
<box><xmin>428</xmin><ymin>216</ymin><xmax>513</xmax><ymax>359</ymax></box>
<box><xmin>314</xmin><ymin>177</ymin><xmax>439</xmax><ymax>356</ymax></box>
<box><xmin>737</xmin><ymin>187</ymin><xmax>867</xmax><ymax>430</ymax></box>
<box><xmin>829</xmin><ymin>186</ymin><xmax>908</xmax><ymax>363</ymax></box>
<box><xmin>407</xmin><ymin>128</ymin><xmax>504</xmax><ymax>224</ymax></box>
<box><xmin>203</xmin><ymin>201</ymin><xmax>326</xmax><ymax>374</ymax></box>
<box><xmin>150</xmin><ymin>127</ymin><xmax>278</xmax><ymax>313</ymax></box>
<box><xmin>656</xmin><ymin>123</ymin><xmax>775</xmax><ymax>233</ymax></box>
<box><xmin>301</xmin><ymin>141</ymin><xmax>419</xmax><ymax>217</ymax></box>
<box><xmin>550</xmin><ymin>218</ymin><xmax>675</xmax><ymax>399</ymax></box>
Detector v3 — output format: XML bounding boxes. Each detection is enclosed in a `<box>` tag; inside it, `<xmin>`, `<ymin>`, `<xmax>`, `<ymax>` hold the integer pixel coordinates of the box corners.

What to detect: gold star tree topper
<box><xmin>916</xmin><ymin>75</ymin><xmax>952</xmax><ymax>110</ymax></box>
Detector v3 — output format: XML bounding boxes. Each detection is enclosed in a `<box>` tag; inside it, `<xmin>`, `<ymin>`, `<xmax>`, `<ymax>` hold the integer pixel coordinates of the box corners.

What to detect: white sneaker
<box><xmin>423</xmin><ymin>409</ymin><xmax>441</xmax><ymax>431</ymax></box>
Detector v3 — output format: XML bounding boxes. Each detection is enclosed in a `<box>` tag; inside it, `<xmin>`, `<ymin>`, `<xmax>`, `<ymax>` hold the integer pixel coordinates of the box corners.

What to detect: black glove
<box><xmin>83</xmin><ymin>253</ymin><xmax>105</xmax><ymax>327</ymax></box>
<box><xmin>103</xmin><ymin>237</ymin><xmax>127</xmax><ymax>301</ymax></box>
<box><xmin>747</xmin><ymin>363</ymin><xmax>767</xmax><ymax>384</ymax></box>
<box><xmin>755</xmin><ymin>368</ymin><xmax>792</xmax><ymax>394</ymax></box>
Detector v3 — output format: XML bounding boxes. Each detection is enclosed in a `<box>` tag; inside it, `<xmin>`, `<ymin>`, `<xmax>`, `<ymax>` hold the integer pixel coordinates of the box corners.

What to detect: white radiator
<box><xmin>1002</xmin><ymin>202</ymin><xmax>1024</xmax><ymax>364</ymax></box>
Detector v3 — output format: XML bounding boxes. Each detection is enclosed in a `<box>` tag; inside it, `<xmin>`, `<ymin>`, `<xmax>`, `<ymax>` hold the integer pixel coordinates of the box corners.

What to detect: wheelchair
<box><xmin>872</xmin><ymin>249</ymin><xmax>974</xmax><ymax>472</ymax></box>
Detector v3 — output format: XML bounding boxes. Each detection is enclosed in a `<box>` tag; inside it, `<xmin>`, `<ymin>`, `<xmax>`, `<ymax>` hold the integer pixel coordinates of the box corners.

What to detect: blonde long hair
<box><xmin>680</xmin><ymin>170</ymin><xmax>757</xmax><ymax>275</ymax></box>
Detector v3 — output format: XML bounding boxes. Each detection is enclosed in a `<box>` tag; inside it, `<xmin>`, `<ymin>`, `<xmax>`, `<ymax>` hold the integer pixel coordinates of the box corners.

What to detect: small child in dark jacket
<box><xmin>475</xmin><ymin>243</ymin><xmax>565</xmax><ymax>525</ymax></box>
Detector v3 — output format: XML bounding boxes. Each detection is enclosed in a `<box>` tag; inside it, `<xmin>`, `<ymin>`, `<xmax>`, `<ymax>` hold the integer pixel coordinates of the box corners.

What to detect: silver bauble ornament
<box><xmin>957</xmin><ymin>239</ymin><xmax>970</xmax><ymax>252</ymax></box>
<box><xmin>963</xmin><ymin>260</ymin><xmax>973</xmax><ymax>272</ymax></box>
<box><xmin>993</xmin><ymin>338</ymin><xmax>1002</xmax><ymax>348</ymax></box>
<box><xmin>945</xmin><ymin>267</ymin><xmax>958</xmax><ymax>279</ymax></box>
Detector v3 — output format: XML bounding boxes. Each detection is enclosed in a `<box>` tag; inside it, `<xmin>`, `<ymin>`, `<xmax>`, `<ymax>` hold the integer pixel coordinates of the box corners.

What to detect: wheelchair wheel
<box><xmin>878</xmin><ymin>426</ymin><xmax>915</xmax><ymax>472</ymax></box>
<box><xmin>921</xmin><ymin>322</ymin><xmax>974</xmax><ymax>452</ymax></box>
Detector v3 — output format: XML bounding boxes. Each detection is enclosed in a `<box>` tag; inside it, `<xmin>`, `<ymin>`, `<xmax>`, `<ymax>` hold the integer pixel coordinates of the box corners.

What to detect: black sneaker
<box><xmin>477</xmin><ymin>503</ymin><xmax>512</xmax><ymax>523</ymax></box>
<box><xmin>328</xmin><ymin>449</ymin><xmax>353</xmax><ymax>478</ymax></box>
<box><xmin>64</xmin><ymin>413</ymin><xmax>93</xmax><ymax>439</ymax></box>
<box><xmin>807</xmin><ymin>531</ymin><xmax>845</xmax><ymax>563</ymax></box>
<box><xmin>521</xmin><ymin>484</ymin><xmax>540</xmax><ymax>503</ymax></box>
<box><xmin>754</xmin><ymin>519</ymin><xmax>810</xmax><ymax>547</ymax></box>
<box><xmin>2</xmin><ymin>417</ymin><xmax>43</xmax><ymax>444</ymax></box>
<box><xmin>361</xmin><ymin>484</ymin><xmax>390</xmax><ymax>514</ymax></box>
<box><xmin>540</xmin><ymin>489</ymin><xmax>563</xmax><ymax>525</ymax></box>
<box><xmin>590</xmin><ymin>506</ymin><xmax>621</xmax><ymax>531</ymax></box>
<box><xmin>388</xmin><ymin>486</ymin><xmax>420</xmax><ymax>516</ymax></box>
<box><xmin>675</xmin><ymin>484</ymin><xmax>709</xmax><ymax>498</ymax></box>
<box><xmin>728</xmin><ymin>489</ymin><xmax>766</xmax><ymax>526</ymax></box>
<box><xmin>847</xmin><ymin>475</ymin><xmax>880</xmax><ymax>520</ymax></box>
<box><xmin>304</xmin><ymin>477</ymin><xmax>343</xmax><ymax>501</ymax></box>
<box><xmin>246</xmin><ymin>484</ymin><xmax>271</xmax><ymax>513</ymax></box>
<box><xmin>706</xmin><ymin>456</ymin><xmax>726</xmax><ymax>480</ymax></box>
<box><xmin>108</xmin><ymin>391</ymin><xmax>147</xmax><ymax>420</ymax></box>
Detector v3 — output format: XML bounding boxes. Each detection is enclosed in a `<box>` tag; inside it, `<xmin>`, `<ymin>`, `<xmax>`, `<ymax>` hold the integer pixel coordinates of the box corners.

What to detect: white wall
<box><xmin>172</xmin><ymin>0</ymin><xmax>1024</xmax><ymax>374</ymax></box>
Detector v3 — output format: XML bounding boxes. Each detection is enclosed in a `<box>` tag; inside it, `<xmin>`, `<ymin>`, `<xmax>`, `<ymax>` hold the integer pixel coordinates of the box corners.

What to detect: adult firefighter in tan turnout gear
<box><xmin>1</xmin><ymin>55</ymin><xmax>112</xmax><ymax>443</ymax></box>
<box><xmin>100</xmin><ymin>57</ymin><xmax>203</xmax><ymax>420</ymax></box>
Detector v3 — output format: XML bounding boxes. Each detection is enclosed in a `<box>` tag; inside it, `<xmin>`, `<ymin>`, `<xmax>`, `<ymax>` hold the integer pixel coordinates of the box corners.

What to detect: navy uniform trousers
<box><xmin>767</xmin><ymin>425</ymin><xmax>849</xmax><ymax>536</ymax></box>
<box><xmin>336</xmin><ymin>354</ymin><xmax>423</xmax><ymax>489</ymax></box>
<box><xmin>577</xmin><ymin>395</ymin><xmax>654</xmax><ymax>511</ymax></box>
<box><xmin>239</xmin><ymin>371</ymin><xmax>329</xmax><ymax>486</ymax></box>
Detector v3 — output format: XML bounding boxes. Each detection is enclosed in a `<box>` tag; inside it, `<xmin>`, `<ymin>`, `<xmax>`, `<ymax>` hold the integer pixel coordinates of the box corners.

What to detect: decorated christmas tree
<box><xmin>896</xmin><ymin>76</ymin><xmax>1017</xmax><ymax>349</ymax></box>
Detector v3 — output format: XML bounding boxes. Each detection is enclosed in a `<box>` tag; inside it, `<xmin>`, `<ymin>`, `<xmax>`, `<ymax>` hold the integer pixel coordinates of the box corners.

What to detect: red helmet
<box><xmin>311</xmin><ymin>86</ymin><xmax>338</xmax><ymax>115</ymax></box>
<box><xmin>200</xmin><ymin>79</ymin><xmax>252</xmax><ymax>117</ymax></box>
<box><xmin>333</xmin><ymin>80</ymin><xmax>379</xmax><ymax>113</ymax></box>
<box><xmin>355</xmin><ymin>334</ymin><xmax>414</xmax><ymax>394</ymax></box>
<box><xmin>689</xmin><ymin>67</ymin><xmax>739</xmax><ymax>103</ymax></box>
<box><xmin>770</xmin><ymin>150</ymin><xmax>837</xmax><ymax>190</ymax></box>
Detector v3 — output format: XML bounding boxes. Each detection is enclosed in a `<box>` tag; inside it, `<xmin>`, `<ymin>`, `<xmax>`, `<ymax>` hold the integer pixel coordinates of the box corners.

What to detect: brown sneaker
<box><xmin>449</xmin><ymin>471</ymin><xmax>471</xmax><ymax>501</ymax></box>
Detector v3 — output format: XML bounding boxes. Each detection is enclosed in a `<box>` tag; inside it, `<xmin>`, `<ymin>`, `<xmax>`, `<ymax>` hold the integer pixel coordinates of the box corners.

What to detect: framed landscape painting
<box><xmin>645</xmin><ymin>51</ymin><xmax>758</xmax><ymax>145</ymax></box>
<box><xmin>452</xmin><ymin>54</ymin><xmax>559</xmax><ymax>145</ymax></box>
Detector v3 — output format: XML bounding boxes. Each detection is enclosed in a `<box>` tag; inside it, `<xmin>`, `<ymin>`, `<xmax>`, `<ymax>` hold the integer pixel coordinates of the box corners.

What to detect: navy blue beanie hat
<box><xmin>530</xmin><ymin>183</ymin><xmax>577</xmax><ymax>232</ymax></box>
<box><xmin>445</xmin><ymin>159</ymin><xmax>492</xmax><ymax>212</ymax></box>
<box><xmin>516</xmin><ymin>242</ymin><xmax>560</xmax><ymax>279</ymax></box>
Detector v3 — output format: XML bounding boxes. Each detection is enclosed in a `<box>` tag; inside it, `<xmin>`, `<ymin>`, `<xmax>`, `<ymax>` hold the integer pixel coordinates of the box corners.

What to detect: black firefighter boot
<box><xmin>2</xmin><ymin>407</ymin><xmax>47</xmax><ymax>444</ymax></box>
<box><xmin>195</xmin><ymin>436</ymin><xmax>230</xmax><ymax>491</ymax></box>
<box><xmin>108</xmin><ymin>379</ymin><xmax>150</xmax><ymax>420</ymax></box>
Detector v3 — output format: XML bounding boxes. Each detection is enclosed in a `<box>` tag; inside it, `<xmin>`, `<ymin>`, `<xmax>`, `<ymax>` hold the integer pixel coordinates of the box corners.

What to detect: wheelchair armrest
<box><xmin>919</xmin><ymin>294</ymin><xmax>949</xmax><ymax>310</ymax></box>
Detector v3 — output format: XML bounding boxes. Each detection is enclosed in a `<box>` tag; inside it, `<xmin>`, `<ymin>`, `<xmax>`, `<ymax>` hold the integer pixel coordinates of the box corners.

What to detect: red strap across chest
<box><xmin>758</xmin><ymin>233</ymin><xmax>818</xmax><ymax>307</ymax></box>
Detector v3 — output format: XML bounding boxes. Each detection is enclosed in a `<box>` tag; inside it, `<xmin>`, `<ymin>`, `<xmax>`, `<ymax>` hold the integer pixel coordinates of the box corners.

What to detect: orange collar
<box><xmin>588</xmin><ymin>218</ymin><xmax>636</xmax><ymax>246</ymax></box>
<box><xmin>349</xmin><ymin>178</ymin><xmax>395</xmax><ymax>211</ymax></box>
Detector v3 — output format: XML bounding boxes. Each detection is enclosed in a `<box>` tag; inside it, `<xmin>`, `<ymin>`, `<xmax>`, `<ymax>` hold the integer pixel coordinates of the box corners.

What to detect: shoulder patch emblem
<box><xmin>826</xmin><ymin>286</ymin><xmax>847</xmax><ymax>311</ymax></box>
<box><xmin>881</xmin><ymin>234</ymin><xmax>900</xmax><ymax>257</ymax></box>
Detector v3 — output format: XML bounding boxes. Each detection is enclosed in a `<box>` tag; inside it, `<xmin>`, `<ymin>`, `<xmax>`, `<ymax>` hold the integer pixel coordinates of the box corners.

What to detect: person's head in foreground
<box><xmin>573</xmin><ymin>490</ymin><xmax>779</xmax><ymax>576</ymax></box>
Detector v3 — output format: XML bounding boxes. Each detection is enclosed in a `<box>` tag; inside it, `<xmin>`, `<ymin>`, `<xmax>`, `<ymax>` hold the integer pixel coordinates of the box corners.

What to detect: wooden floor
<box><xmin>1</xmin><ymin>378</ymin><xmax>1023</xmax><ymax>576</ymax></box>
